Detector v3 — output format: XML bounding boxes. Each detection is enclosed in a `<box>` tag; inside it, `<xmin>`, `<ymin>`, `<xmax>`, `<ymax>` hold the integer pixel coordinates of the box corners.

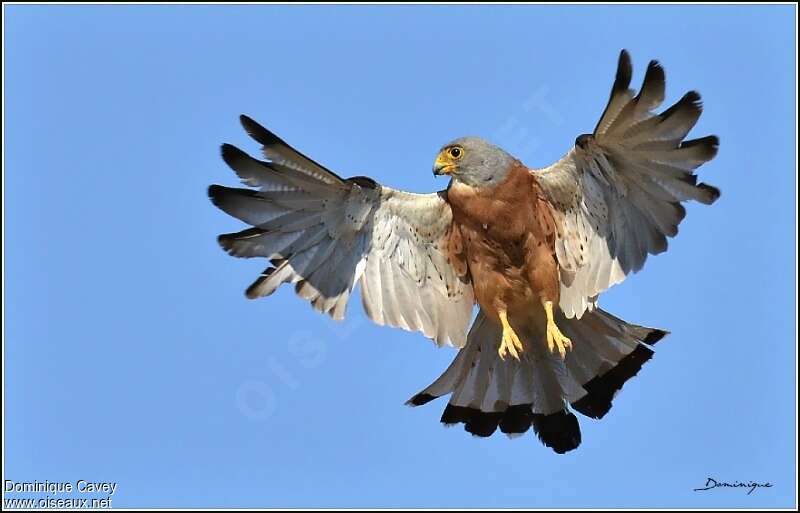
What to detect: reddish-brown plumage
<box><xmin>443</xmin><ymin>162</ymin><xmax>559</xmax><ymax>329</ymax></box>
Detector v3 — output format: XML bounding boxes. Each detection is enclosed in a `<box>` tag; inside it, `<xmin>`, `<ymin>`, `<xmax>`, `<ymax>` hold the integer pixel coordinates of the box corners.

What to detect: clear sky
<box><xmin>4</xmin><ymin>3</ymin><xmax>796</xmax><ymax>509</ymax></box>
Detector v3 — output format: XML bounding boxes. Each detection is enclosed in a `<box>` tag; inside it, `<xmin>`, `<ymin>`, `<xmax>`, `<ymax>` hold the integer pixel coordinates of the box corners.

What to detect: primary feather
<box><xmin>209</xmin><ymin>116</ymin><xmax>473</xmax><ymax>347</ymax></box>
<box><xmin>535</xmin><ymin>49</ymin><xmax>719</xmax><ymax>319</ymax></box>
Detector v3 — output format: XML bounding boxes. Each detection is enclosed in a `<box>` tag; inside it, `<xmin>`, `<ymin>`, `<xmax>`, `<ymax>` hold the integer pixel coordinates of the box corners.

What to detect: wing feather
<box><xmin>211</xmin><ymin>116</ymin><xmax>473</xmax><ymax>346</ymax></box>
<box><xmin>534</xmin><ymin>50</ymin><xmax>719</xmax><ymax>319</ymax></box>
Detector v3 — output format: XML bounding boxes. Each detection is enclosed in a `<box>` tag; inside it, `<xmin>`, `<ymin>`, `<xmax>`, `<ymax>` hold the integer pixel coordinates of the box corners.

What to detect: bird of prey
<box><xmin>209</xmin><ymin>50</ymin><xmax>719</xmax><ymax>453</ymax></box>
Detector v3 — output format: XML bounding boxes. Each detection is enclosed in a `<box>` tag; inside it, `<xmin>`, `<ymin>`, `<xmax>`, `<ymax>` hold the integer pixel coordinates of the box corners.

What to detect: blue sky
<box><xmin>4</xmin><ymin>4</ymin><xmax>796</xmax><ymax>509</ymax></box>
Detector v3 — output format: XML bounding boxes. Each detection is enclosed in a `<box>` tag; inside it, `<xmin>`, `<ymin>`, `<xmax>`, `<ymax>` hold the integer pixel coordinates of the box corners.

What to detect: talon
<box><xmin>543</xmin><ymin>301</ymin><xmax>572</xmax><ymax>359</ymax></box>
<box><xmin>498</xmin><ymin>309</ymin><xmax>523</xmax><ymax>361</ymax></box>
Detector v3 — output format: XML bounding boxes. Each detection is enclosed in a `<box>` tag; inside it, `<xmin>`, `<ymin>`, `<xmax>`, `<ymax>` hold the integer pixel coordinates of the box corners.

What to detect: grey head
<box><xmin>432</xmin><ymin>136</ymin><xmax>516</xmax><ymax>188</ymax></box>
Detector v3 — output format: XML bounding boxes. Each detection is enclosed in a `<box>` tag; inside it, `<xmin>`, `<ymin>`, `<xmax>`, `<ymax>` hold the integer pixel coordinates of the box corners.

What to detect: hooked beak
<box><xmin>433</xmin><ymin>155</ymin><xmax>456</xmax><ymax>176</ymax></box>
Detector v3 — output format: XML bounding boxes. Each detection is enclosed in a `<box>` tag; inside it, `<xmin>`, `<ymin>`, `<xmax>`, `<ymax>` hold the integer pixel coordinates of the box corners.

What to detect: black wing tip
<box><xmin>686</xmin><ymin>89</ymin><xmax>702</xmax><ymax>100</ymax></box>
<box><xmin>406</xmin><ymin>393</ymin><xmax>438</xmax><ymax>407</ymax></box>
<box><xmin>217</xmin><ymin>227</ymin><xmax>266</xmax><ymax>257</ymax></box>
<box><xmin>658</xmin><ymin>90</ymin><xmax>703</xmax><ymax>122</ymax></box>
<box><xmin>208</xmin><ymin>184</ymin><xmax>257</xmax><ymax>200</ymax></box>
<box><xmin>644</xmin><ymin>59</ymin><xmax>665</xmax><ymax>80</ymax></box>
<box><xmin>614</xmin><ymin>49</ymin><xmax>634</xmax><ymax>92</ymax></box>
<box><xmin>239</xmin><ymin>114</ymin><xmax>275</xmax><ymax>146</ymax></box>
<box><xmin>220</xmin><ymin>142</ymin><xmax>248</xmax><ymax>167</ymax></box>
<box><xmin>221</xmin><ymin>141</ymin><xmax>242</xmax><ymax>156</ymax></box>
<box><xmin>640</xmin><ymin>59</ymin><xmax>666</xmax><ymax>93</ymax></box>
<box><xmin>239</xmin><ymin>113</ymin><xmax>257</xmax><ymax>129</ymax></box>
<box><xmin>245</xmin><ymin>283</ymin><xmax>262</xmax><ymax>300</ymax></box>
<box><xmin>679</xmin><ymin>90</ymin><xmax>703</xmax><ymax>112</ymax></box>
<box><xmin>208</xmin><ymin>184</ymin><xmax>225</xmax><ymax>204</ymax></box>
<box><xmin>592</xmin><ymin>50</ymin><xmax>635</xmax><ymax>135</ymax></box>
<box><xmin>698</xmin><ymin>183</ymin><xmax>721</xmax><ymax>204</ymax></box>
<box><xmin>216</xmin><ymin>231</ymin><xmax>231</xmax><ymax>245</ymax></box>
<box><xmin>619</xmin><ymin>49</ymin><xmax>631</xmax><ymax>66</ymax></box>
<box><xmin>643</xmin><ymin>329</ymin><xmax>670</xmax><ymax>345</ymax></box>
<box><xmin>646</xmin><ymin>58</ymin><xmax>663</xmax><ymax>70</ymax></box>
<box><xmin>245</xmin><ymin>267</ymin><xmax>277</xmax><ymax>300</ymax></box>
<box><xmin>216</xmin><ymin>232</ymin><xmax>237</xmax><ymax>254</ymax></box>
<box><xmin>681</xmin><ymin>135</ymin><xmax>720</xmax><ymax>160</ymax></box>
<box><xmin>208</xmin><ymin>185</ymin><xmax>262</xmax><ymax>222</ymax></box>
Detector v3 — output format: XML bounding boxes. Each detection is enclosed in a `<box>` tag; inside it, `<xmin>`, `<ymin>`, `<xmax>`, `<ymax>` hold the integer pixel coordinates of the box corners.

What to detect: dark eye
<box><xmin>449</xmin><ymin>147</ymin><xmax>463</xmax><ymax>159</ymax></box>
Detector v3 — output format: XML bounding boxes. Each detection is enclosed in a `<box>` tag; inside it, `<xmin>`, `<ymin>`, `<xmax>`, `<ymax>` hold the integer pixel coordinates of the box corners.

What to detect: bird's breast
<box><xmin>447</xmin><ymin>174</ymin><xmax>536</xmax><ymax>242</ymax></box>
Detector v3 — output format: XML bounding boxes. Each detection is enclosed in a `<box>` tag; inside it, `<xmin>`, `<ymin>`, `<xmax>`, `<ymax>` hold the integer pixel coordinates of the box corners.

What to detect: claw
<box><xmin>544</xmin><ymin>301</ymin><xmax>572</xmax><ymax>359</ymax></box>
<box><xmin>498</xmin><ymin>309</ymin><xmax>524</xmax><ymax>360</ymax></box>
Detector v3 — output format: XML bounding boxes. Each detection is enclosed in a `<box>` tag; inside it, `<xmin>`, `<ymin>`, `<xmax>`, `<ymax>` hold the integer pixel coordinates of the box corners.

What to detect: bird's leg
<box><xmin>498</xmin><ymin>309</ymin><xmax>524</xmax><ymax>361</ymax></box>
<box><xmin>543</xmin><ymin>300</ymin><xmax>572</xmax><ymax>359</ymax></box>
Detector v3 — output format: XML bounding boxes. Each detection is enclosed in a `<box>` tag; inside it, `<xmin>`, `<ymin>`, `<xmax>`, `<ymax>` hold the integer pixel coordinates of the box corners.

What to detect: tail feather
<box><xmin>407</xmin><ymin>307</ymin><xmax>666</xmax><ymax>453</ymax></box>
<box><xmin>571</xmin><ymin>344</ymin><xmax>654</xmax><ymax>420</ymax></box>
<box><xmin>499</xmin><ymin>404</ymin><xmax>534</xmax><ymax>436</ymax></box>
<box><xmin>531</xmin><ymin>411</ymin><xmax>582</xmax><ymax>454</ymax></box>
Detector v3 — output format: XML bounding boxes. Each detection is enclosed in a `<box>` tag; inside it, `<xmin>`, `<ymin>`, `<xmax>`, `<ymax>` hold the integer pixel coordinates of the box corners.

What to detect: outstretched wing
<box><xmin>534</xmin><ymin>50</ymin><xmax>720</xmax><ymax>319</ymax></box>
<box><xmin>209</xmin><ymin>115</ymin><xmax>474</xmax><ymax>347</ymax></box>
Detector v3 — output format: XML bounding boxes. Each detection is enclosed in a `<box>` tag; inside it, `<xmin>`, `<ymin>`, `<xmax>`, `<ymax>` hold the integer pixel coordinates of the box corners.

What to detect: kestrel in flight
<box><xmin>209</xmin><ymin>50</ymin><xmax>719</xmax><ymax>453</ymax></box>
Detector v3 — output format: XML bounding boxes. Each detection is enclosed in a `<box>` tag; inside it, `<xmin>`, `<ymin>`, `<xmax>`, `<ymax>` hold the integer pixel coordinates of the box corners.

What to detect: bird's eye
<box><xmin>449</xmin><ymin>147</ymin><xmax>463</xmax><ymax>159</ymax></box>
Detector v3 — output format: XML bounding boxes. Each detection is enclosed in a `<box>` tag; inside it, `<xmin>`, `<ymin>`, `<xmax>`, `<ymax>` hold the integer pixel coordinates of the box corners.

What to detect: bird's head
<box><xmin>432</xmin><ymin>137</ymin><xmax>515</xmax><ymax>188</ymax></box>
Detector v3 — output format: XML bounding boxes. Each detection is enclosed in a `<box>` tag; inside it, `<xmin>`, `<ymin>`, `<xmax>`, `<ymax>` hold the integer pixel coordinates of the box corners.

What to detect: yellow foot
<box><xmin>498</xmin><ymin>310</ymin><xmax>524</xmax><ymax>360</ymax></box>
<box><xmin>544</xmin><ymin>301</ymin><xmax>572</xmax><ymax>359</ymax></box>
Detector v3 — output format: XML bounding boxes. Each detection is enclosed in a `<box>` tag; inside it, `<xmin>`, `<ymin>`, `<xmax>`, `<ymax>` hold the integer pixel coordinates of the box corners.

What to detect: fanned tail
<box><xmin>407</xmin><ymin>308</ymin><xmax>666</xmax><ymax>454</ymax></box>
